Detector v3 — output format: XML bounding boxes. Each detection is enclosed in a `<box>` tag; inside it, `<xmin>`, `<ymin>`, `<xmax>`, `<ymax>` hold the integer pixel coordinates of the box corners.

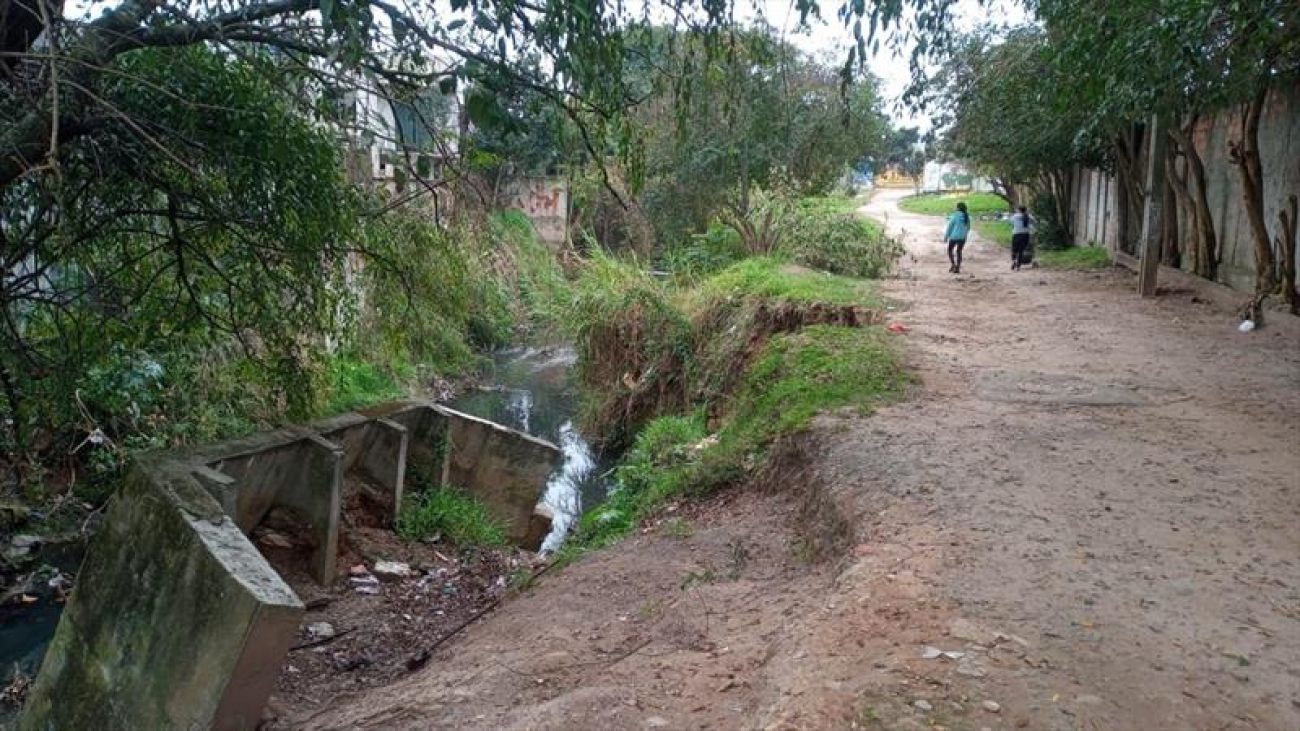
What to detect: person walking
<box><xmin>1010</xmin><ymin>205</ymin><xmax>1033</xmax><ymax>270</ymax></box>
<box><xmin>945</xmin><ymin>201</ymin><xmax>970</xmax><ymax>274</ymax></box>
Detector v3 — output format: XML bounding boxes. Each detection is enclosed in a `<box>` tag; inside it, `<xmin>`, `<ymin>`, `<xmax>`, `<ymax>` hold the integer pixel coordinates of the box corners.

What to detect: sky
<box><xmin>66</xmin><ymin>0</ymin><xmax>1029</xmax><ymax>131</ymax></box>
<box><xmin>747</xmin><ymin>0</ymin><xmax>1031</xmax><ymax>130</ymax></box>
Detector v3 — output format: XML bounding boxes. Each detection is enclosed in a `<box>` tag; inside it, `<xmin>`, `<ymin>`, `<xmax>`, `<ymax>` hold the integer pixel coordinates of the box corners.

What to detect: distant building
<box><xmin>921</xmin><ymin>161</ymin><xmax>993</xmax><ymax>193</ymax></box>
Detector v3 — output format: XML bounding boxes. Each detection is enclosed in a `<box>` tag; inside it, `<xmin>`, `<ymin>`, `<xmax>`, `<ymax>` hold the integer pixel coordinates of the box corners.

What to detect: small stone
<box><xmin>956</xmin><ymin>663</ymin><xmax>988</xmax><ymax>678</ymax></box>
<box><xmin>921</xmin><ymin>646</ymin><xmax>944</xmax><ymax>660</ymax></box>
<box><xmin>913</xmin><ymin>700</ymin><xmax>933</xmax><ymax>712</ymax></box>
<box><xmin>306</xmin><ymin>622</ymin><xmax>335</xmax><ymax>639</ymax></box>
<box><xmin>373</xmin><ymin>560</ymin><xmax>412</xmax><ymax>580</ymax></box>
<box><xmin>645</xmin><ymin>717</ymin><xmax>669</xmax><ymax>728</ymax></box>
<box><xmin>1075</xmin><ymin>694</ymin><xmax>1103</xmax><ymax>705</ymax></box>
<box><xmin>355</xmin><ymin>585</ymin><xmax>380</xmax><ymax>595</ymax></box>
<box><xmin>11</xmin><ymin>534</ymin><xmax>40</xmax><ymax>548</ymax></box>
<box><xmin>981</xmin><ymin>700</ymin><xmax>1001</xmax><ymax>713</ymax></box>
<box><xmin>348</xmin><ymin>563</ymin><xmax>369</xmax><ymax>577</ymax></box>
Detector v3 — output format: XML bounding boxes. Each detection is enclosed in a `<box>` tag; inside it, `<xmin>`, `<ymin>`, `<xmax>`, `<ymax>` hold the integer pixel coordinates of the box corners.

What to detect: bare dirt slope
<box><xmin>295</xmin><ymin>188</ymin><xmax>1300</xmax><ymax>731</ymax></box>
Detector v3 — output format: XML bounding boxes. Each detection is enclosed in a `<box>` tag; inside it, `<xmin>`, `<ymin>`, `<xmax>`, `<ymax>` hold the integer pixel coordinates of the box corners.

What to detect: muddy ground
<box><xmin>291</xmin><ymin>188</ymin><xmax>1300</xmax><ymax>730</ymax></box>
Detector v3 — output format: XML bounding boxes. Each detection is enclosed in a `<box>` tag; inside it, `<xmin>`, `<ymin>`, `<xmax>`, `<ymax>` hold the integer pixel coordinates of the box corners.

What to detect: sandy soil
<box><xmin>292</xmin><ymin>188</ymin><xmax>1300</xmax><ymax>731</ymax></box>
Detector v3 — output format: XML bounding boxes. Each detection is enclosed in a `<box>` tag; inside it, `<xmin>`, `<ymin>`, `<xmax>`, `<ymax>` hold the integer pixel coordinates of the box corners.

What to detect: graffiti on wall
<box><xmin>504</xmin><ymin>177</ymin><xmax>569</xmax><ymax>246</ymax></box>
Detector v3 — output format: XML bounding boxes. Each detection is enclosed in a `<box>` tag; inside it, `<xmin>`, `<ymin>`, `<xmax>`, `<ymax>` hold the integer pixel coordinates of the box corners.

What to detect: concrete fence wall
<box><xmin>1067</xmin><ymin>83</ymin><xmax>1300</xmax><ymax>294</ymax></box>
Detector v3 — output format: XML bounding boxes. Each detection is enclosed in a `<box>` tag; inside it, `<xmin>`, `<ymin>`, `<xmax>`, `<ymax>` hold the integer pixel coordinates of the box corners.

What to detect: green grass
<box><xmin>692</xmin><ymin>257</ymin><xmax>880</xmax><ymax>309</ymax></box>
<box><xmin>397</xmin><ymin>485</ymin><xmax>507</xmax><ymax>546</ymax></box>
<box><xmin>1038</xmin><ymin>245</ymin><xmax>1111</xmax><ymax>269</ymax></box>
<box><xmin>974</xmin><ymin>220</ymin><xmax>1111</xmax><ymax>269</ymax></box>
<box><xmin>899</xmin><ymin>191</ymin><xmax>1008</xmax><ymax>217</ymax></box>
<box><xmin>973</xmin><ymin>219</ymin><xmax>1013</xmax><ymax>247</ymax></box>
<box><xmin>322</xmin><ymin>355</ymin><xmax>407</xmax><ymax>415</ymax></box>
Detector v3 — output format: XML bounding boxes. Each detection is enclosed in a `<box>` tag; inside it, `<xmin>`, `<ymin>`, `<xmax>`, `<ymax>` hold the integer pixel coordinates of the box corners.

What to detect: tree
<box><xmin>925</xmin><ymin>28</ymin><xmax>1101</xmax><ymax>244</ymax></box>
<box><xmin>1031</xmin><ymin>0</ymin><xmax>1300</xmax><ymax>300</ymax></box>
<box><xmin>626</xmin><ymin>25</ymin><xmax>890</xmax><ymax>246</ymax></box>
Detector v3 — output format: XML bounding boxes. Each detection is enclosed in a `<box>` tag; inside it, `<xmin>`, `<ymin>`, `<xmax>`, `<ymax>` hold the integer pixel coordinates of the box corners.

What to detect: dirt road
<box><xmin>293</xmin><ymin>188</ymin><xmax>1300</xmax><ymax>731</ymax></box>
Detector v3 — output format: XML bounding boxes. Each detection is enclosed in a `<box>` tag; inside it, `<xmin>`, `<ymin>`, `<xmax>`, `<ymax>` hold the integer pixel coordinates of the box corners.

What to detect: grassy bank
<box><xmin>563</xmin><ymin>237</ymin><xmax>907</xmax><ymax>553</ymax></box>
<box><xmin>973</xmin><ymin>220</ymin><xmax>1112</xmax><ymax>270</ymax></box>
<box><xmin>899</xmin><ymin>191</ymin><xmax>1007</xmax><ymax>217</ymax></box>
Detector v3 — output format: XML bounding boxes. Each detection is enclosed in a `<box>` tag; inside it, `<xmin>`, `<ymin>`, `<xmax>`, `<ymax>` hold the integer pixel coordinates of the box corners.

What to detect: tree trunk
<box><xmin>1228</xmin><ymin>88</ymin><xmax>1276</xmax><ymax>297</ymax></box>
<box><xmin>1277</xmin><ymin>194</ymin><xmax>1298</xmax><ymax>312</ymax></box>
<box><xmin>1168</xmin><ymin>120</ymin><xmax>1218</xmax><ymax>280</ymax></box>
<box><xmin>1112</xmin><ymin>124</ymin><xmax>1146</xmax><ymax>254</ymax></box>
<box><xmin>1165</xmin><ymin>146</ymin><xmax>1197</xmax><ymax>273</ymax></box>
<box><xmin>1160</xmin><ymin>159</ymin><xmax>1181</xmax><ymax>268</ymax></box>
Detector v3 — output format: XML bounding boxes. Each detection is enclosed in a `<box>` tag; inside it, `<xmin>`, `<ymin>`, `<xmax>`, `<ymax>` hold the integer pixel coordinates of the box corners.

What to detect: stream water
<box><xmin>450</xmin><ymin>345</ymin><xmax>612</xmax><ymax>553</ymax></box>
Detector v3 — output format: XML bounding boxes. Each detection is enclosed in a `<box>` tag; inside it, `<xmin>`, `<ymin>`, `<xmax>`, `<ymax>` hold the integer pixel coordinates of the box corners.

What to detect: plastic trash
<box><xmin>887</xmin><ymin>322</ymin><xmax>910</xmax><ymax>334</ymax></box>
<box><xmin>1238</xmin><ymin>319</ymin><xmax>1256</xmax><ymax>333</ymax></box>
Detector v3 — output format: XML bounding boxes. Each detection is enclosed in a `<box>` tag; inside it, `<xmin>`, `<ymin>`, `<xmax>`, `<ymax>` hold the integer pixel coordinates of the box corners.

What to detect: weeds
<box><xmin>396</xmin><ymin>486</ymin><xmax>506</xmax><ymax>547</ymax></box>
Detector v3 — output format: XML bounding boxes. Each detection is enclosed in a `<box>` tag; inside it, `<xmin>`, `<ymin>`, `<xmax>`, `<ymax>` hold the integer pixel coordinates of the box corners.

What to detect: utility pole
<box><xmin>1138</xmin><ymin>114</ymin><xmax>1166</xmax><ymax>297</ymax></box>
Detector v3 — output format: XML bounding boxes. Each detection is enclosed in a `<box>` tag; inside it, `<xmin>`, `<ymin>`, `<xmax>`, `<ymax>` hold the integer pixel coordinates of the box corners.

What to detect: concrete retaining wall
<box><xmin>1067</xmin><ymin>83</ymin><xmax>1300</xmax><ymax>294</ymax></box>
<box><xmin>21</xmin><ymin>399</ymin><xmax>560</xmax><ymax>730</ymax></box>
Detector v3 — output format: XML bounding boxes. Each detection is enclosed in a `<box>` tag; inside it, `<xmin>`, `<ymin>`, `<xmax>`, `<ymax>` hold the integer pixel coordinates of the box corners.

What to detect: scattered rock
<box><xmin>981</xmin><ymin>700</ymin><xmax>1001</xmax><ymax>713</ymax></box>
<box><xmin>949</xmin><ymin>618</ymin><xmax>997</xmax><ymax>645</ymax></box>
<box><xmin>913</xmin><ymin>700</ymin><xmax>933</xmax><ymax>712</ymax></box>
<box><xmin>348</xmin><ymin>563</ymin><xmax>370</xmax><ymax>577</ymax></box>
<box><xmin>645</xmin><ymin>717</ymin><xmax>669</xmax><ymax>728</ymax></box>
<box><xmin>373</xmin><ymin>560</ymin><xmax>412</xmax><ymax>581</ymax></box>
<box><xmin>956</xmin><ymin>662</ymin><xmax>988</xmax><ymax>678</ymax></box>
<box><xmin>10</xmin><ymin>534</ymin><xmax>41</xmax><ymax>548</ymax></box>
<box><xmin>306</xmin><ymin>622</ymin><xmax>336</xmax><ymax>640</ymax></box>
<box><xmin>921</xmin><ymin>646</ymin><xmax>965</xmax><ymax>660</ymax></box>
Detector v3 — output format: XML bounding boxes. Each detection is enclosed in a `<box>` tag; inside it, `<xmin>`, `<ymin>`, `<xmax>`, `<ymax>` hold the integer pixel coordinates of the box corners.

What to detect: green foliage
<box><xmin>575</xmin><ymin>413</ymin><xmax>708</xmax><ymax>548</ymax></box>
<box><xmin>323</xmin><ymin>356</ymin><xmax>406</xmax><ymax>415</ymax></box>
<box><xmin>572</xmin><ymin>324</ymin><xmax>904</xmax><ymax>550</ymax></box>
<box><xmin>0</xmin><ymin>46</ymin><xmax>358</xmax><ymax>475</ymax></box>
<box><xmin>783</xmin><ymin>210</ymin><xmax>903</xmax><ymax>279</ymax></box>
<box><xmin>694</xmin><ymin>257</ymin><xmax>882</xmax><ymax>309</ymax></box>
<box><xmin>661</xmin><ymin>224</ymin><xmax>748</xmax><ymax>281</ymax></box>
<box><xmin>1033</xmin><ymin>0</ymin><xmax>1299</xmax><ymax>135</ymax></box>
<box><xmin>397</xmin><ymin>486</ymin><xmax>507</xmax><ymax>547</ymax></box>
<box><xmin>899</xmin><ymin>192</ymin><xmax>1008</xmax><ymax>216</ymax></box>
<box><xmin>627</xmin><ymin>27</ymin><xmax>891</xmax><ymax>247</ymax></box>
<box><xmin>1028</xmin><ymin>191</ymin><xmax>1070</xmax><ymax>250</ymax></box>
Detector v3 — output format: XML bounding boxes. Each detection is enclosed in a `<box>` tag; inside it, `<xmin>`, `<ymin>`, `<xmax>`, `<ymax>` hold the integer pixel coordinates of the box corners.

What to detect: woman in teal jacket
<box><xmin>945</xmin><ymin>202</ymin><xmax>970</xmax><ymax>274</ymax></box>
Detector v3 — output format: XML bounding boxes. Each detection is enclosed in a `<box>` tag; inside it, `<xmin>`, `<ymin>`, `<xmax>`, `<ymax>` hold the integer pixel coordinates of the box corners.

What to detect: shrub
<box><xmin>782</xmin><ymin>211</ymin><xmax>904</xmax><ymax>279</ymax></box>
<box><xmin>397</xmin><ymin>486</ymin><xmax>506</xmax><ymax>547</ymax></box>
<box><xmin>661</xmin><ymin>223</ymin><xmax>747</xmax><ymax>280</ymax></box>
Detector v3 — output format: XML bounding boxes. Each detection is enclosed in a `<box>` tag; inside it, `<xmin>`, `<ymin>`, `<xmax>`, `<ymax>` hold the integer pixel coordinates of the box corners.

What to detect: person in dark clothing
<box><xmin>945</xmin><ymin>201</ymin><xmax>970</xmax><ymax>274</ymax></box>
<box><xmin>1010</xmin><ymin>205</ymin><xmax>1033</xmax><ymax>270</ymax></box>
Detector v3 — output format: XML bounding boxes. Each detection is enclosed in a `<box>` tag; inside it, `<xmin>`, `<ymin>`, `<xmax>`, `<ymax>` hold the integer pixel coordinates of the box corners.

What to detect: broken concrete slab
<box><xmin>19</xmin><ymin>460</ymin><xmax>302</xmax><ymax>731</ymax></box>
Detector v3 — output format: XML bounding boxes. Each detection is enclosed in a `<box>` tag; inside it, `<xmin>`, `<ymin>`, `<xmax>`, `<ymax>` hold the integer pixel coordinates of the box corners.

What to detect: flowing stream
<box><xmin>449</xmin><ymin>344</ymin><xmax>612</xmax><ymax>553</ymax></box>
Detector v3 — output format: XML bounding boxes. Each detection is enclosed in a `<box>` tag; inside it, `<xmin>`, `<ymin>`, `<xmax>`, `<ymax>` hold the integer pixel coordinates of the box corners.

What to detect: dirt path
<box><xmin>295</xmin><ymin>188</ymin><xmax>1300</xmax><ymax>731</ymax></box>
